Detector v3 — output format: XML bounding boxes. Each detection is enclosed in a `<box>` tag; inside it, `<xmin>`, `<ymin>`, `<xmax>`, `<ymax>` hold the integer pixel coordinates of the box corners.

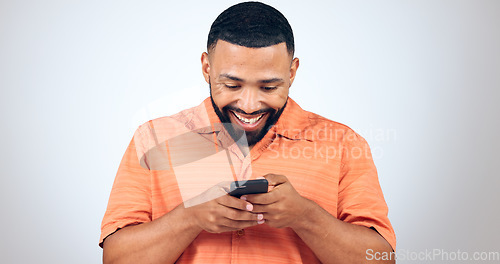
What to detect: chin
<box><xmin>210</xmin><ymin>95</ymin><xmax>287</xmax><ymax>147</ymax></box>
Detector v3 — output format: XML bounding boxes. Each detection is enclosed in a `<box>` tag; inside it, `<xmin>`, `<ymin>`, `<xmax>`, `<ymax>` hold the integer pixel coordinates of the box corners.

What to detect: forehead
<box><xmin>209</xmin><ymin>40</ymin><xmax>291</xmax><ymax>78</ymax></box>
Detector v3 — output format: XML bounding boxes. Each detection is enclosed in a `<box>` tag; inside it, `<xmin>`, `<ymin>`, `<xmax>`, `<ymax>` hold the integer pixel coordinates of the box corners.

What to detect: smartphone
<box><xmin>228</xmin><ymin>179</ymin><xmax>268</xmax><ymax>197</ymax></box>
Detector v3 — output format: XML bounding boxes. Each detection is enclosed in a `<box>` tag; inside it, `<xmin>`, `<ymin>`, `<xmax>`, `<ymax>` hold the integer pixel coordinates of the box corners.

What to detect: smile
<box><xmin>232</xmin><ymin>111</ymin><xmax>265</xmax><ymax>124</ymax></box>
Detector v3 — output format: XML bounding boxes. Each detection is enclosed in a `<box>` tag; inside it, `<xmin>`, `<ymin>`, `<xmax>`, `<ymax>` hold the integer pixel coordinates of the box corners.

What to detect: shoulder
<box><xmin>286</xmin><ymin>99</ymin><xmax>364</xmax><ymax>144</ymax></box>
<box><xmin>133</xmin><ymin>100</ymin><xmax>210</xmax><ymax>148</ymax></box>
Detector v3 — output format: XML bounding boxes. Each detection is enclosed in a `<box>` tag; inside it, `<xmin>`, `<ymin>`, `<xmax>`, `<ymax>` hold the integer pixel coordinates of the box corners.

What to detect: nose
<box><xmin>236</xmin><ymin>87</ymin><xmax>263</xmax><ymax>114</ymax></box>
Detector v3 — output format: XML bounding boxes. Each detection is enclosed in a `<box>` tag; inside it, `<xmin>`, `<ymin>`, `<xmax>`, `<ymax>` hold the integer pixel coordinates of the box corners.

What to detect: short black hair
<box><xmin>207</xmin><ymin>1</ymin><xmax>294</xmax><ymax>56</ymax></box>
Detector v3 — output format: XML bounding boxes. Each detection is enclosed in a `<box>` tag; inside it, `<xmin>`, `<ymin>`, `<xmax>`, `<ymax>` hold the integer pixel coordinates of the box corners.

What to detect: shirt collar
<box><xmin>272</xmin><ymin>97</ymin><xmax>312</xmax><ymax>140</ymax></box>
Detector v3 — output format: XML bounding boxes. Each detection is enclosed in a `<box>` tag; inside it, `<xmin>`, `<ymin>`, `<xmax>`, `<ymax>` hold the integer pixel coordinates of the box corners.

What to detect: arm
<box><xmin>102</xmin><ymin>128</ymin><xmax>264</xmax><ymax>263</ymax></box>
<box><xmin>103</xmin><ymin>190</ymin><xmax>263</xmax><ymax>264</ymax></box>
<box><xmin>102</xmin><ymin>203</ymin><xmax>200</xmax><ymax>264</ymax></box>
<box><xmin>246</xmin><ymin>174</ymin><xmax>395</xmax><ymax>264</ymax></box>
<box><xmin>292</xmin><ymin>196</ymin><xmax>394</xmax><ymax>264</ymax></box>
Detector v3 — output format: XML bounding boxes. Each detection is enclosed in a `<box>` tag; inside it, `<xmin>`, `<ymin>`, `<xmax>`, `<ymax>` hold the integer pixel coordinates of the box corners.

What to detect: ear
<box><xmin>289</xmin><ymin>57</ymin><xmax>300</xmax><ymax>87</ymax></box>
<box><xmin>201</xmin><ymin>52</ymin><xmax>210</xmax><ymax>84</ymax></box>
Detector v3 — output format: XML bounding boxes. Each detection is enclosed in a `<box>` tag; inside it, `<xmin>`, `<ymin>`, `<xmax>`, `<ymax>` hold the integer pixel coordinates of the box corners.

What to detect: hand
<box><xmin>243</xmin><ymin>174</ymin><xmax>312</xmax><ymax>229</ymax></box>
<box><xmin>184</xmin><ymin>184</ymin><xmax>264</xmax><ymax>233</ymax></box>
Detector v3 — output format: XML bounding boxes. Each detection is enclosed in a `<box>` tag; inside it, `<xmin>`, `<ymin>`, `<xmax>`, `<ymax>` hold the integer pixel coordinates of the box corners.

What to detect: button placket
<box><xmin>228</xmin><ymin>144</ymin><xmax>244</xmax><ymax>161</ymax></box>
<box><xmin>240</xmin><ymin>157</ymin><xmax>252</xmax><ymax>180</ymax></box>
<box><xmin>227</xmin><ymin>144</ymin><xmax>244</xmax><ymax>180</ymax></box>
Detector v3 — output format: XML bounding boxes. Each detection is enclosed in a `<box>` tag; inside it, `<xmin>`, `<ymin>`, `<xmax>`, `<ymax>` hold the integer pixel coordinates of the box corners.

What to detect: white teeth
<box><xmin>233</xmin><ymin>111</ymin><xmax>264</xmax><ymax>124</ymax></box>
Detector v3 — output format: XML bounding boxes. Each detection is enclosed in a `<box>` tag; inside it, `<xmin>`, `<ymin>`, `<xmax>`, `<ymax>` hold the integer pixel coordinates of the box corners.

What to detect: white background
<box><xmin>1</xmin><ymin>0</ymin><xmax>499</xmax><ymax>263</ymax></box>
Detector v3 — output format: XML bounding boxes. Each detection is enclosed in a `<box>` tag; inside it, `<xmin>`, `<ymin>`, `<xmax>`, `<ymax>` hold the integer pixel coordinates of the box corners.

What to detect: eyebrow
<box><xmin>219</xmin><ymin>73</ymin><xmax>284</xmax><ymax>84</ymax></box>
<box><xmin>219</xmin><ymin>73</ymin><xmax>244</xmax><ymax>82</ymax></box>
<box><xmin>259</xmin><ymin>78</ymin><xmax>284</xmax><ymax>84</ymax></box>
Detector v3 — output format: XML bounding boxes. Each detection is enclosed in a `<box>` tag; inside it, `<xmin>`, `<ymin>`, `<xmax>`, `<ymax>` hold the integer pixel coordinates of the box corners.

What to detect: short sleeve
<box><xmin>337</xmin><ymin>130</ymin><xmax>396</xmax><ymax>251</ymax></box>
<box><xmin>99</xmin><ymin>133</ymin><xmax>152</xmax><ymax>247</ymax></box>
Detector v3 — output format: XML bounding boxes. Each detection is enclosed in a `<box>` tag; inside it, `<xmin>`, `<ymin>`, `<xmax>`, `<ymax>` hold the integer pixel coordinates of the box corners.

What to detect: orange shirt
<box><xmin>100</xmin><ymin>97</ymin><xmax>396</xmax><ymax>263</ymax></box>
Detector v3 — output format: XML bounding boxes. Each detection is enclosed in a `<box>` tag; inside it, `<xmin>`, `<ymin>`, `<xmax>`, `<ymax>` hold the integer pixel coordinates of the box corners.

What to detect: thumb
<box><xmin>263</xmin><ymin>174</ymin><xmax>287</xmax><ymax>187</ymax></box>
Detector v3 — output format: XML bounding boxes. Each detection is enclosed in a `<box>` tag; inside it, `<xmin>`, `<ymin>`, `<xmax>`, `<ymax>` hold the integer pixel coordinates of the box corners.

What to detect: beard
<box><xmin>209</xmin><ymin>85</ymin><xmax>287</xmax><ymax>147</ymax></box>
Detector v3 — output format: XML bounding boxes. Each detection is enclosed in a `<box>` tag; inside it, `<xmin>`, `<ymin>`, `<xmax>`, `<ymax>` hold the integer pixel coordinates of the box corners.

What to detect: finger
<box><xmin>263</xmin><ymin>174</ymin><xmax>288</xmax><ymax>186</ymax></box>
<box><xmin>216</xmin><ymin>194</ymin><xmax>254</xmax><ymax>212</ymax></box>
<box><xmin>220</xmin><ymin>206</ymin><xmax>264</xmax><ymax>222</ymax></box>
<box><xmin>243</xmin><ymin>191</ymin><xmax>280</xmax><ymax>205</ymax></box>
<box><xmin>218</xmin><ymin>218</ymin><xmax>264</xmax><ymax>231</ymax></box>
<box><xmin>206</xmin><ymin>219</ymin><xmax>259</xmax><ymax>233</ymax></box>
<box><xmin>249</xmin><ymin>203</ymin><xmax>273</xmax><ymax>214</ymax></box>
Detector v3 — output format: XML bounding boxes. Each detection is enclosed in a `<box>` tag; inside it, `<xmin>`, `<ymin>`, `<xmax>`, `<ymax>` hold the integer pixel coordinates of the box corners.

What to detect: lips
<box><xmin>232</xmin><ymin>111</ymin><xmax>264</xmax><ymax>124</ymax></box>
<box><xmin>229</xmin><ymin>110</ymin><xmax>268</xmax><ymax>132</ymax></box>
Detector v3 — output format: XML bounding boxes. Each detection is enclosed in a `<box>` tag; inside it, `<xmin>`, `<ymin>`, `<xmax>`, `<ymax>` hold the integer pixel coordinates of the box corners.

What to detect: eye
<box><xmin>262</xmin><ymin>86</ymin><xmax>277</xmax><ymax>91</ymax></box>
<box><xmin>224</xmin><ymin>84</ymin><xmax>240</xmax><ymax>89</ymax></box>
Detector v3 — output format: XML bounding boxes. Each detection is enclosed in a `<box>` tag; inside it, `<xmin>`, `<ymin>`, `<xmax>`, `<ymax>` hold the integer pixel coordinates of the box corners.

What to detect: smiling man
<box><xmin>100</xmin><ymin>2</ymin><xmax>396</xmax><ymax>263</ymax></box>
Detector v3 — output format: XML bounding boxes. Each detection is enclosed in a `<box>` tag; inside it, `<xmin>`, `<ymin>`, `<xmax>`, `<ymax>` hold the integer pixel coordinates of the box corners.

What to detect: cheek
<box><xmin>210</xmin><ymin>86</ymin><xmax>232</xmax><ymax>109</ymax></box>
<box><xmin>267</xmin><ymin>88</ymin><xmax>289</xmax><ymax>109</ymax></box>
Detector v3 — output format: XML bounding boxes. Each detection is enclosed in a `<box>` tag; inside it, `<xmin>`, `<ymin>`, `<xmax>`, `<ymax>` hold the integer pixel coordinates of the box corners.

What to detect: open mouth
<box><xmin>229</xmin><ymin>110</ymin><xmax>268</xmax><ymax>132</ymax></box>
<box><xmin>232</xmin><ymin>111</ymin><xmax>264</xmax><ymax>124</ymax></box>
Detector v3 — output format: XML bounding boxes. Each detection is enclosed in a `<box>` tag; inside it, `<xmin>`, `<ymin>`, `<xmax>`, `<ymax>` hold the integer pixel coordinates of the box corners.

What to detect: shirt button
<box><xmin>236</xmin><ymin>229</ymin><xmax>245</xmax><ymax>237</ymax></box>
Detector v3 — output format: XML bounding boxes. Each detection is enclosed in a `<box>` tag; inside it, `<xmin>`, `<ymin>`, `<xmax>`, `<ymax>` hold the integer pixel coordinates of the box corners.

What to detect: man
<box><xmin>100</xmin><ymin>2</ymin><xmax>396</xmax><ymax>263</ymax></box>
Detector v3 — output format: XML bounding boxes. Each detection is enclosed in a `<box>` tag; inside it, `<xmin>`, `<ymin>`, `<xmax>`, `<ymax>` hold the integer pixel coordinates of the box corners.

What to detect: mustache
<box><xmin>223</xmin><ymin>105</ymin><xmax>274</xmax><ymax>116</ymax></box>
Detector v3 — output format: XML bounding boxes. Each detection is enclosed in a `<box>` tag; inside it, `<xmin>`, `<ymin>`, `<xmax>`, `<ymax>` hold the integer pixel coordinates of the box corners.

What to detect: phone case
<box><xmin>228</xmin><ymin>179</ymin><xmax>268</xmax><ymax>197</ymax></box>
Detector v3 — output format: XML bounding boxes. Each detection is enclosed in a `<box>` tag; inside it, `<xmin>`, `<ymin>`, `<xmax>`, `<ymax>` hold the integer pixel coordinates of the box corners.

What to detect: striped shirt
<box><xmin>100</xmin><ymin>97</ymin><xmax>396</xmax><ymax>263</ymax></box>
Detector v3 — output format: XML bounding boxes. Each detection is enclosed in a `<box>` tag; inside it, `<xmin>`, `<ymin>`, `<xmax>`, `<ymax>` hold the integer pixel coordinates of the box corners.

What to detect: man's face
<box><xmin>201</xmin><ymin>40</ymin><xmax>299</xmax><ymax>147</ymax></box>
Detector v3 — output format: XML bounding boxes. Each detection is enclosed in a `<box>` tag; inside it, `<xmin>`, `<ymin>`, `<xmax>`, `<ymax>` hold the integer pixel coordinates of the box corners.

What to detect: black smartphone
<box><xmin>228</xmin><ymin>179</ymin><xmax>268</xmax><ymax>198</ymax></box>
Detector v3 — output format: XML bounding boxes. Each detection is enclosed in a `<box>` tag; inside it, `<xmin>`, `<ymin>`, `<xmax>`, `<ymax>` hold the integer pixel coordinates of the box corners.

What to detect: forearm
<box><xmin>291</xmin><ymin>199</ymin><xmax>394</xmax><ymax>264</ymax></box>
<box><xmin>103</xmin><ymin>204</ymin><xmax>202</xmax><ymax>264</ymax></box>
